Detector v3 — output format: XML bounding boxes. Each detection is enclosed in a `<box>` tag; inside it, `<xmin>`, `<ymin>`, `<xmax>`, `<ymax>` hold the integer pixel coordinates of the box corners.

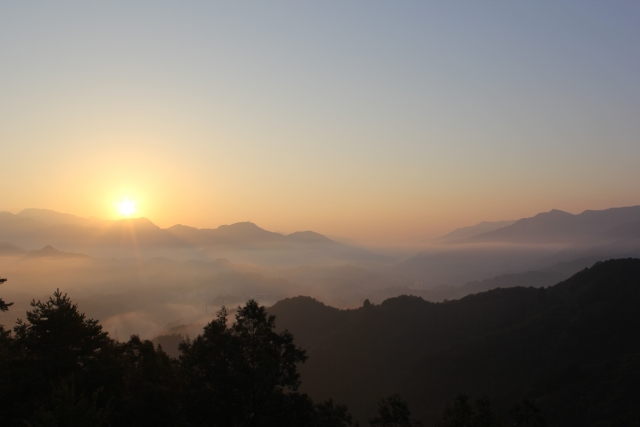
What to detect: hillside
<box><xmin>269</xmin><ymin>259</ymin><xmax>640</xmax><ymax>426</ymax></box>
<box><xmin>437</xmin><ymin>220</ymin><xmax>516</xmax><ymax>242</ymax></box>
<box><xmin>396</xmin><ymin>243</ymin><xmax>558</xmax><ymax>286</ymax></box>
<box><xmin>468</xmin><ymin>205</ymin><xmax>640</xmax><ymax>244</ymax></box>
<box><xmin>25</xmin><ymin>245</ymin><xmax>88</xmax><ymax>259</ymax></box>
<box><xmin>0</xmin><ymin>242</ymin><xmax>25</xmax><ymax>256</ymax></box>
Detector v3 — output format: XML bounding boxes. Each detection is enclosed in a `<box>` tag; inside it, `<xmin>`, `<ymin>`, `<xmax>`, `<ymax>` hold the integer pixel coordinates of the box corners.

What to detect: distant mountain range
<box><xmin>15</xmin><ymin>208</ymin><xmax>110</xmax><ymax>228</ymax></box>
<box><xmin>0</xmin><ymin>241</ymin><xmax>86</xmax><ymax>259</ymax></box>
<box><xmin>0</xmin><ymin>209</ymin><xmax>384</xmax><ymax>265</ymax></box>
<box><xmin>166</xmin><ymin>221</ymin><xmax>332</xmax><ymax>246</ymax></box>
<box><xmin>443</xmin><ymin>205</ymin><xmax>640</xmax><ymax>244</ymax></box>
<box><xmin>24</xmin><ymin>245</ymin><xmax>88</xmax><ymax>259</ymax></box>
<box><xmin>0</xmin><ymin>209</ymin><xmax>338</xmax><ymax>248</ymax></box>
<box><xmin>401</xmin><ymin>205</ymin><xmax>640</xmax><ymax>287</ymax></box>
<box><xmin>269</xmin><ymin>258</ymin><xmax>640</xmax><ymax>426</ymax></box>
<box><xmin>436</xmin><ymin>219</ymin><xmax>516</xmax><ymax>241</ymax></box>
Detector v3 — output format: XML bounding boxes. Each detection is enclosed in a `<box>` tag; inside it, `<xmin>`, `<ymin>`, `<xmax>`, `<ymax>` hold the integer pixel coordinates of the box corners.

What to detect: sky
<box><xmin>1</xmin><ymin>1</ymin><xmax>639</xmax><ymax>244</ymax></box>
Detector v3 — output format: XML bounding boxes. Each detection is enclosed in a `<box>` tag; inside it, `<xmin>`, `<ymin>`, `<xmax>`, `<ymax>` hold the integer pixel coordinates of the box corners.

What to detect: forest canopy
<box><xmin>0</xmin><ymin>287</ymin><xmax>547</xmax><ymax>427</ymax></box>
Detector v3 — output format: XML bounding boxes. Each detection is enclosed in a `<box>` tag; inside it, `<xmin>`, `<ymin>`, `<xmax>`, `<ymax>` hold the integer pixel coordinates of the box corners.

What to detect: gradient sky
<box><xmin>1</xmin><ymin>1</ymin><xmax>639</xmax><ymax>244</ymax></box>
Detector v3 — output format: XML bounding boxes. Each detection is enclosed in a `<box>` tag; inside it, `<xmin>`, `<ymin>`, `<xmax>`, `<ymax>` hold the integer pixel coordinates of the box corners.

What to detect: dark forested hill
<box><xmin>269</xmin><ymin>259</ymin><xmax>640</xmax><ymax>426</ymax></box>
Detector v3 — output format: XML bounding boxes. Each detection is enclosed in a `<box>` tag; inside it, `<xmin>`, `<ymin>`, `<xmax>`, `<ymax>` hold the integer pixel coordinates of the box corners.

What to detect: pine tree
<box><xmin>179</xmin><ymin>300</ymin><xmax>309</xmax><ymax>426</ymax></box>
<box><xmin>0</xmin><ymin>277</ymin><xmax>12</xmax><ymax>313</ymax></box>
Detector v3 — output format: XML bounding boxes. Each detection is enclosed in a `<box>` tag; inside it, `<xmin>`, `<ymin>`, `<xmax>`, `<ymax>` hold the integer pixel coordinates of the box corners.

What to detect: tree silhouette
<box><xmin>509</xmin><ymin>399</ymin><xmax>546</xmax><ymax>427</ymax></box>
<box><xmin>369</xmin><ymin>394</ymin><xmax>416</xmax><ymax>427</ymax></box>
<box><xmin>0</xmin><ymin>277</ymin><xmax>12</xmax><ymax>361</ymax></box>
<box><xmin>179</xmin><ymin>300</ymin><xmax>309</xmax><ymax>426</ymax></box>
<box><xmin>439</xmin><ymin>394</ymin><xmax>501</xmax><ymax>427</ymax></box>
<box><xmin>1</xmin><ymin>292</ymin><xmax>361</xmax><ymax>427</ymax></box>
<box><xmin>0</xmin><ymin>277</ymin><xmax>12</xmax><ymax>313</ymax></box>
<box><xmin>0</xmin><ymin>290</ymin><xmax>115</xmax><ymax>426</ymax></box>
<box><xmin>313</xmin><ymin>399</ymin><xmax>358</xmax><ymax>427</ymax></box>
<box><xmin>13</xmin><ymin>289</ymin><xmax>110</xmax><ymax>381</ymax></box>
<box><xmin>24</xmin><ymin>380</ymin><xmax>110</xmax><ymax>427</ymax></box>
<box><xmin>114</xmin><ymin>335</ymin><xmax>184</xmax><ymax>427</ymax></box>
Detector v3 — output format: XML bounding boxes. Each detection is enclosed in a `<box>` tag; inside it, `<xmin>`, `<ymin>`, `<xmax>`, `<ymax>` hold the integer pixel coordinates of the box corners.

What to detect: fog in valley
<box><xmin>3</xmin><ymin>205</ymin><xmax>640</xmax><ymax>345</ymax></box>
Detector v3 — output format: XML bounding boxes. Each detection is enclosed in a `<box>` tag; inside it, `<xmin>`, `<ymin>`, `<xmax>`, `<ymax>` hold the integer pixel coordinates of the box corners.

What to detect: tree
<box><xmin>0</xmin><ymin>277</ymin><xmax>16</xmax><ymax>426</ymax></box>
<box><xmin>0</xmin><ymin>277</ymin><xmax>12</xmax><ymax>313</ymax></box>
<box><xmin>0</xmin><ymin>276</ymin><xmax>13</xmax><ymax>361</ymax></box>
<box><xmin>113</xmin><ymin>335</ymin><xmax>185</xmax><ymax>427</ymax></box>
<box><xmin>13</xmin><ymin>289</ymin><xmax>111</xmax><ymax>380</ymax></box>
<box><xmin>179</xmin><ymin>300</ymin><xmax>309</xmax><ymax>427</ymax></box>
<box><xmin>1</xmin><ymin>292</ymin><xmax>359</xmax><ymax>427</ymax></box>
<box><xmin>24</xmin><ymin>380</ymin><xmax>110</xmax><ymax>427</ymax></box>
<box><xmin>439</xmin><ymin>394</ymin><xmax>501</xmax><ymax>427</ymax></box>
<box><xmin>438</xmin><ymin>394</ymin><xmax>545</xmax><ymax>427</ymax></box>
<box><xmin>369</xmin><ymin>394</ymin><xmax>416</xmax><ymax>427</ymax></box>
<box><xmin>0</xmin><ymin>287</ymin><xmax>192</xmax><ymax>427</ymax></box>
<box><xmin>313</xmin><ymin>399</ymin><xmax>358</xmax><ymax>427</ymax></box>
<box><xmin>0</xmin><ymin>289</ymin><xmax>114</xmax><ymax>427</ymax></box>
<box><xmin>509</xmin><ymin>399</ymin><xmax>545</xmax><ymax>427</ymax></box>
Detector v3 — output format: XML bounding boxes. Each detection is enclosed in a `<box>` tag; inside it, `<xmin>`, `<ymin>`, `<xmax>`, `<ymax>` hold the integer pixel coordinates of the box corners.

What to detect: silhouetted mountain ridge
<box><xmin>25</xmin><ymin>245</ymin><xmax>89</xmax><ymax>259</ymax></box>
<box><xmin>270</xmin><ymin>258</ymin><xmax>640</xmax><ymax>426</ymax></box>
<box><xmin>5</xmin><ymin>210</ymin><xmax>340</xmax><ymax>249</ymax></box>
<box><xmin>0</xmin><ymin>242</ymin><xmax>25</xmax><ymax>256</ymax></box>
<box><xmin>467</xmin><ymin>205</ymin><xmax>640</xmax><ymax>243</ymax></box>
<box><xmin>166</xmin><ymin>221</ymin><xmax>334</xmax><ymax>246</ymax></box>
<box><xmin>0</xmin><ymin>209</ymin><xmax>387</xmax><ymax>265</ymax></box>
<box><xmin>17</xmin><ymin>208</ymin><xmax>108</xmax><ymax>227</ymax></box>
<box><xmin>437</xmin><ymin>219</ymin><xmax>516</xmax><ymax>241</ymax></box>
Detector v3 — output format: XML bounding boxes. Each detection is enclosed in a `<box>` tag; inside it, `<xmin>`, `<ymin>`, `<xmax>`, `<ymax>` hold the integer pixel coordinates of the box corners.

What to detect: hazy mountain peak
<box><xmin>217</xmin><ymin>221</ymin><xmax>266</xmax><ymax>231</ymax></box>
<box><xmin>214</xmin><ymin>222</ymin><xmax>281</xmax><ymax>240</ymax></box>
<box><xmin>537</xmin><ymin>208</ymin><xmax>572</xmax><ymax>217</ymax></box>
<box><xmin>26</xmin><ymin>245</ymin><xmax>88</xmax><ymax>258</ymax></box>
<box><xmin>467</xmin><ymin>205</ymin><xmax>640</xmax><ymax>244</ymax></box>
<box><xmin>168</xmin><ymin>224</ymin><xmax>198</xmax><ymax>231</ymax></box>
<box><xmin>285</xmin><ymin>231</ymin><xmax>333</xmax><ymax>243</ymax></box>
<box><xmin>0</xmin><ymin>241</ymin><xmax>25</xmax><ymax>255</ymax></box>
<box><xmin>437</xmin><ymin>220</ymin><xmax>516</xmax><ymax>241</ymax></box>
<box><xmin>111</xmin><ymin>217</ymin><xmax>158</xmax><ymax>228</ymax></box>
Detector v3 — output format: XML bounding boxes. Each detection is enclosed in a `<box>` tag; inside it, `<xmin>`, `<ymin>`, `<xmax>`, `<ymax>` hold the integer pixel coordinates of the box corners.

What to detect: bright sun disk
<box><xmin>118</xmin><ymin>199</ymin><xmax>136</xmax><ymax>217</ymax></box>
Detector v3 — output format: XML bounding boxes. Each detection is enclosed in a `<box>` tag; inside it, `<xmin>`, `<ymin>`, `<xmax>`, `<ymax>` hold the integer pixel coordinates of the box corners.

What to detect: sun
<box><xmin>118</xmin><ymin>199</ymin><xmax>136</xmax><ymax>217</ymax></box>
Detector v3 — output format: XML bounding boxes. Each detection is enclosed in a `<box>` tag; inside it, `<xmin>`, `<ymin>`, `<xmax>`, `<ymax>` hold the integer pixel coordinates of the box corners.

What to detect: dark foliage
<box><xmin>314</xmin><ymin>399</ymin><xmax>359</xmax><ymax>427</ymax></box>
<box><xmin>270</xmin><ymin>259</ymin><xmax>640</xmax><ymax>426</ymax></box>
<box><xmin>13</xmin><ymin>290</ymin><xmax>111</xmax><ymax>379</ymax></box>
<box><xmin>24</xmin><ymin>380</ymin><xmax>110</xmax><ymax>427</ymax></box>
<box><xmin>509</xmin><ymin>399</ymin><xmax>546</xmax><ymax>427</ymax></box>
<box><xmin>0</xmin><ymin>277</ymin><xmax>12</xmax><ymax>313</ymax></box>
<box><xmin>436</xmin><ymin>394</ymin><xmax>544</xmax><ymax>427</ymax></box>
<box><xmin>2</xmin><ymin>258</ymin><xmax>637</xmax><ymax>426</ymax></box>
<box><xmin>0</xmin><ymin>291</ymin><xmax>355</xmax><ymax>427</ymax></box>
<box><xmin>369</xmin><ymin>394</ymin><xmax>417</xmax><ymax>427</ymax></box>
<box><xmin>179</xmin><ymin>301</ymin><xmax>310</xmax><ymax>426</ymax></box>
<box><xmin>438</xmin><ymin>394</ymin><xmax>500</xmax><ymax>427</ymax></box>
<box><xmin>113</xmin><ymin>335</ymin><xmax>184</xmax><ymax>426</ymax></box>
<box><xmin>1</xmin><ymin>290</ymin><xmax>116</xmax><ymax>426</ymax></box>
